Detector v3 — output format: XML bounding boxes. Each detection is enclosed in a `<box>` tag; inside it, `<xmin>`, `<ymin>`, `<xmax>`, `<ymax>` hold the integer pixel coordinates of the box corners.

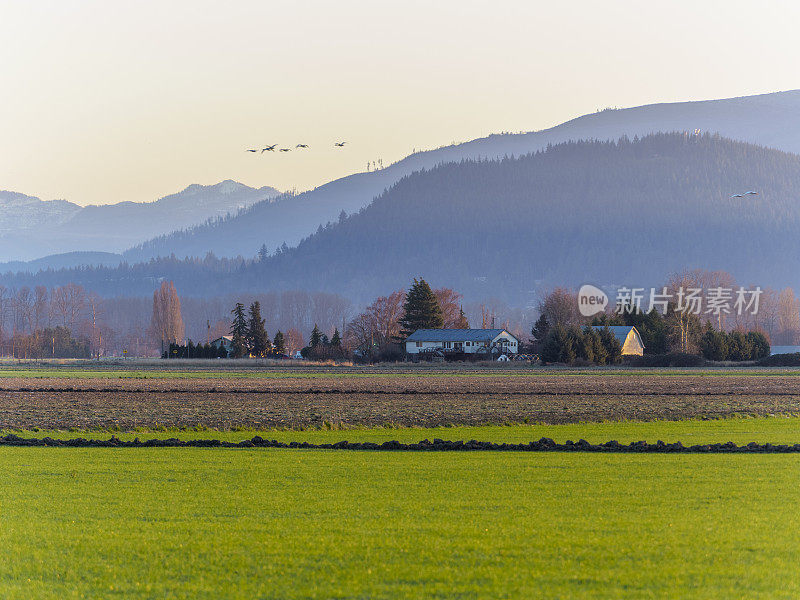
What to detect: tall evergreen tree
<box><xmin>398</xmin><ymin>278</ymin><xmax>444</xmax><ymax>339</ymax></box>
<box><xmin>598</xmin><ymin>326</ymin><xmax>622</xmax><ymax>364</ymax></box>
<box><xmin>331</xmin><ymin>327</ymin><xmax>342</xmax><ymax>347</ymax></box>
<box><xmin>273</xmin><ymin>330</ymin><xmax>287</xmax><ymax>355</ymax></box>
<box><xmin>530</xmin><ymin>314</ymin><xmax>550</xmax><ymax>349</ymax></box>
<box><xmin>455</xmin><ymin>306</ymin><xmax>469</xmax><ymax>329</ymax></box>
<box><xmin>310</xmin><ymin>324</ymin><xmax>322</xmax><ymax>348</ymax></box>
<box><xmin>541</xmin><ymin>324</ymin><xmax>572</xmax><ymax>364</ymax></box>
<box><xmin>247</xmin><ymin>301</ymin><xmax>270</xmax><ymax>357</ymax></box>
<box><xmin>230</xmin><ymin>302</ymin><xmax>248</xmax><ymax>358</ymax></box>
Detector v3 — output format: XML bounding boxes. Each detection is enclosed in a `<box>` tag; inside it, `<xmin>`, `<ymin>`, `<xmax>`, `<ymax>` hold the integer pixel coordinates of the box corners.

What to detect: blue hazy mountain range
<box><xmin>7</xmin><ymin>88</ymin><xmax>800</xmax><ymax>278</ymax></box>
<box><xmin>0</xmin><ymin>180</ymin><xmax>279</xmax><ymax>262</ymax></box>
<box><xmin>5</xmin><ymin>133</ymin><xmax>800</xmax><ymax>306</ymax></box>
<box><xmin>124</xmin><ymin>89</ymin><xmax>800</xmax><ymax>262</ymax></box>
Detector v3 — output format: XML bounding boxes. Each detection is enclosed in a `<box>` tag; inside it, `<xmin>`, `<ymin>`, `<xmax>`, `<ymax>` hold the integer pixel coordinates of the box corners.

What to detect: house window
<box><xmin>416</xmin><ymin>341</ymin><xmax>422</xmax><ymax>348</ymax></box>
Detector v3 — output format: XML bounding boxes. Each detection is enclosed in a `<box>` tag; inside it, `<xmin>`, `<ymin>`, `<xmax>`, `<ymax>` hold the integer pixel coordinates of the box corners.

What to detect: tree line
<box><xmin>531</xmin><ymin>269</ymin><xmax>774</xmax><ymax>364</ymax></box>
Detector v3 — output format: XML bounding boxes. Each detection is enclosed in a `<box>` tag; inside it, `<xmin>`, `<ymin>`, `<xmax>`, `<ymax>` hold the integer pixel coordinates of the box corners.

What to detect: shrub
<box><xmin>541</xmin><ymin>324</ymin><xmax>620</xmax><ymax>365</ymax></box>
<box><xmin>757</xmin><ymin>353</ymin><xmax>800</xmax><ymax>367</ymax></box>
<box><xmin>746</xmin><ymin>331</ymin><xmax>771</xmax><ymax>360</ymax></box>
<box><xmin>699</xmin><ymin>326</ymin><xmax>771</xmax><ymax>362</ymax></box>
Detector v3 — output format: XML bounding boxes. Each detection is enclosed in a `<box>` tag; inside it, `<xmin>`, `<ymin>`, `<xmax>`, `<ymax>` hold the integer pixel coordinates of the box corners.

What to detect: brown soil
<box><xmin>1</xmin><ymin>374</ymin><xmax>799</xmax><ymax>429</ymax></box>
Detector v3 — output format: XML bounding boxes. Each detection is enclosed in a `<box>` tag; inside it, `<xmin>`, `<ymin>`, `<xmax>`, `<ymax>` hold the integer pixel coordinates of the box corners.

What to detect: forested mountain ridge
<box><xmin>126</xmin><ymin>89</ymin><xmax>800</xmax><ymax>261</ymax></box>
<box><xmin>0</xmin><ymin>251</ymin><xmax>125</xmax><ymax>274</ymax></box>
<box><xmin>0</xmin><ymin>180</ymin><xmax>279</xmax><ymax>262</ymax></box>
<box><xmin>248</xmin><ymin>133</ymin><xmax>800</xmax><ymax>303</ymax></box>
<box><xmin>4</xmin><ymin>133</ymin><xmax>800</xmax><ymax>306</ymax></box>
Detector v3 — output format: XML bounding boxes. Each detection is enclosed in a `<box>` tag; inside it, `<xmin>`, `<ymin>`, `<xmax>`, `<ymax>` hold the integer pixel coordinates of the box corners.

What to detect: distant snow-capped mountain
<box><xmin>0</xmin><ymin>191</ymin><xmax>81</xmax><ymax>234</ymax></box>
<box><xmin>0</xmin><ymin>180</ymin><xmax>280</xmax><ymax>262</ymax></box>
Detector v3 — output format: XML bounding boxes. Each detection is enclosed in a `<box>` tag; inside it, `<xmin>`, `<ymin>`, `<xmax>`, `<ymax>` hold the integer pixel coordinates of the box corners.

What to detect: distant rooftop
<box><xmin>770</xmin><ymin>345</ymin><xmax>800</xmax><ymax>356</ymax></box>
<box><xmin>406</xmin><ymin>329</ymin><xmax>514</xmax><ymax>342</ymax></box>
<box><xmin>591</xmin><ymin>325</ymin><xmax>639</xmax><ymax>346</ymax></box>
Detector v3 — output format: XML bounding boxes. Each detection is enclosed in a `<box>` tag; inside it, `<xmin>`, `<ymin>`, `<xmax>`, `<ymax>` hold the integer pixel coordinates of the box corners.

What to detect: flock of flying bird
<box><xmin>245</xmin><ymin>142</ymin><xmax>346</xmax><ymax>153</ymax></box>
<box><xmin>731</xmin><ymin>190</ymin><xmax>759</xmax><ymax>198</ymax></box>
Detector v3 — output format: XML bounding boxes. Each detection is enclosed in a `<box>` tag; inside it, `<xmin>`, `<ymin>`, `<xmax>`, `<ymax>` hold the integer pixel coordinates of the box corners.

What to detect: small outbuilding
<box><xmin>405</xmin><ymin>328</ymin><xmax>519</xmax><ymax>357</ymax></box>
<box><xmin>591</xmin><ymin>325</ymin><xmax>644</xmax><ymax>356</ymax></box>
<box><xmin>210</xmin><ymin>335</ymin><xmax>234</xmax><ymax>357</ymax></box>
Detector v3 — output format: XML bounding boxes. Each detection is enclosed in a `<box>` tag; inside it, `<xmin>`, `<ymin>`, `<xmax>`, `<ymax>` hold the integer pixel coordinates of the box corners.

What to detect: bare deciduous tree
<box><xmin>345</xmin><ymin>290</ymin><xmax>404</xmax><ymax>351</ymax></box>
<box><xmin>51</xmin><ymin>283</ymin><xmax>87</xmax><ymax>330</ymax></box>
<box><xmin>286</xmin><ymin>328</ymin><xmax>304</xmax><ymax>355</ymax></box>
<box><xmin>537</xmin><ymin>288</ymin><xmax>581</xmax><ymax>329</ymax></box>
<box><xmin>0</xmin><ymin>285</ymin><xmax>9</xmax><ymax>341</ymax></box>
<box><xmin>150</xmin><ymin>281</ymin><xmax>185</xmax><ymax>350</ymax></box>
<box><xmin>86</xmin><ymin>292</ymin><xmax>104</xmax><ymax>357</ymax></box>
<box><xmin>32</xmin><ymin>286</ymin><xmax>48</xmax><ymax>331</ymax></box>
<box><xmin>665</xmin><ymin>270</ymin><xmax>704</xmax><ymax>353</ymax></box>
<box><xmin>777</xmin><ymin>287</ymin><xmax>800</xmax><ymax>345</ymax></box>
<box><xmin>12</xmin><ymin>287</ymin><xmax>32</xmax><ymax>334</ymax></box>
<box><xmin>434</xmin><ymin>288</ymin><xmax>463</xmax><ymax>328</ymax></box>
<box><xmin>755</xmin><ymin>287</ymin><xmax>779</xmax><ymax>341</ymax></box>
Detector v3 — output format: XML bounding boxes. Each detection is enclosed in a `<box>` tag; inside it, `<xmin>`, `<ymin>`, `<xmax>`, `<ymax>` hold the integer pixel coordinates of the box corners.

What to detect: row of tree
<box><xmin>0</xmin><ymin>283</ymin><xmax>104</xmax><ymax>356</ymax></box>
<box><xmin>344</xmin><ymin>279</ymin><xmax>472</xmax><ymax>361</ymax></box>
<box><xmin>540</xmin><ymin>325</ymin><xmax>622</xmax><ymax>365</ymax></box>
<box><xmin>698</xmin><ymin>325</ymin><xmax>770</xmax><ymax>361</ymax></box>
<box><xmin>163</xmin><ymin>341</ymin><xmax>229</xmax><ymax>359</ymax></box>
<box><xmin>1</xmin><ymin>326</ymin><xmax>90</xmax><ymax>359</ymax></box>
<box><xmin>228</xmin><ymin>301</ymin><xmax>287</xmax><ymax>358</ymax></box>
<box><xmin>299</xmin><ymin>324</ymin><xmax>344</xmax><ymax>360</ymax></box>
<box><xmin>531</xmin><ymin>272</ymin><xmax>775</xmax><ymax>363</ymax></box>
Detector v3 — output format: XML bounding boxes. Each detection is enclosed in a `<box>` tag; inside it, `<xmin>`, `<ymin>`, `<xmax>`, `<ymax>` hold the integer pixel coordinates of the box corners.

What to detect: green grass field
<box><xmin>3</xmin><ymin>418</ymin><xmax>800</xmax><ymax>599</ymax></box>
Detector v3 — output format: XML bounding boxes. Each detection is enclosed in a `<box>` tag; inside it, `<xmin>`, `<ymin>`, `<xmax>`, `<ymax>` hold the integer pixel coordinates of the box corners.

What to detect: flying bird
<box><xmin>279</xmin><ymin>148</ymin><xmax>291</xmax><ymax>152</ymax></box>
<box><xmin>296</xmin><ymin>144</ymin><xmax>309</xmax><ymax>148</ymax></box>
<box><xmin>730</xmin><ymin>191</ymin><xmax>759</xmax><ymax>198</ymax></box>
<box><xmin>261</xmin><ymin>144</ymin><xmax>278</xmax><ymax>153</ymax></box>
<box><xmin>245</xmin><ymin>149</ymin><xmax>258</xmax><ymax>153</ymax></box>
<box><xmin>334</xmin><ymin>141</ymin><xmax>347</xmax><ymax>147</ymax></box>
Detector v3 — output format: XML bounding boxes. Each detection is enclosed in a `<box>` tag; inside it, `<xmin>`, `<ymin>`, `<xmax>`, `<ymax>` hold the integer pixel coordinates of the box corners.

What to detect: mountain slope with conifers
<box><xmin>124</xmin><ymin>89</ymin><xmax>800</xmax><ymax>261</ymax></box>
<box><xmin>244</xmin><ymin>132</ymin><xmax>800</xmax><ymax>303</ymax></box>
<box><xmin>3</xmin><ymin>133</ymin><xmax>800</xmax><ymax>304</ymax></box>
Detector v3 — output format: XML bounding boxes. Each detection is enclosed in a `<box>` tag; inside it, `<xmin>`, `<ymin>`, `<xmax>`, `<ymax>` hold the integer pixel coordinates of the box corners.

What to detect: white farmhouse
<box><xmin>405</xmin><ymin>329</ymin><xmax>519</xmax><ymax>356</ymax></box>
<box><xmin>591</xmin><ymin>326</ymin><xmax>644</xmax><ymax>356</ymax></box>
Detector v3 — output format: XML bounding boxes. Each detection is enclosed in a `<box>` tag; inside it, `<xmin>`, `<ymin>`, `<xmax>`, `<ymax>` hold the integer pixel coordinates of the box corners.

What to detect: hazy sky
<box><xmin>2</xmin><ymin>0</ymin><xmax>800</xmax><ymax>206</ymax></box>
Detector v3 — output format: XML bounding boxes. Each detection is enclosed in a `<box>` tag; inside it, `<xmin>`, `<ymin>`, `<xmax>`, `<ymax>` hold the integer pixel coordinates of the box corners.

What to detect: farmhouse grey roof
<box><xmin>406</xmin><ymin>329</ymin><xmax>514</xmax><ymax>343</ymax></box>
<box><xmin>591</xmin><ymin>325</ymin><xmax>640</xmax><ymax>346</ymax></box>
<box><xmin>770</xmin><ymin>345</ymin><xmax>800</xmax><ymax>355</ymax></box>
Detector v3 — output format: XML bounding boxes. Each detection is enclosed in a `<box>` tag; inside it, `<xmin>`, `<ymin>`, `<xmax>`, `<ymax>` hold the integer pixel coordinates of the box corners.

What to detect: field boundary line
<box><xmin>2</xmin><ymin>434</ymin><xmax>799</xmax><ymax>453</ymax></box>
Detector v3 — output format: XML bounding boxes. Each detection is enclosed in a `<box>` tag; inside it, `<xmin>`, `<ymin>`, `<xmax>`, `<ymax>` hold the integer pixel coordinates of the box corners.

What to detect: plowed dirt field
<box><xmin>1</xmin><ymin>372</ymin><xmax>798</xmax><ymax>429</ymax></box>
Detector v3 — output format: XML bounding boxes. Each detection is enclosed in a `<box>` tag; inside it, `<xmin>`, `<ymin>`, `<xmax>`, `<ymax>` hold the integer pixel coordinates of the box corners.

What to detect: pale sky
<box><xmin>2</xmin><ymin>0</ymin><xmax>800</xmax><ymax>205</ymax></box>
